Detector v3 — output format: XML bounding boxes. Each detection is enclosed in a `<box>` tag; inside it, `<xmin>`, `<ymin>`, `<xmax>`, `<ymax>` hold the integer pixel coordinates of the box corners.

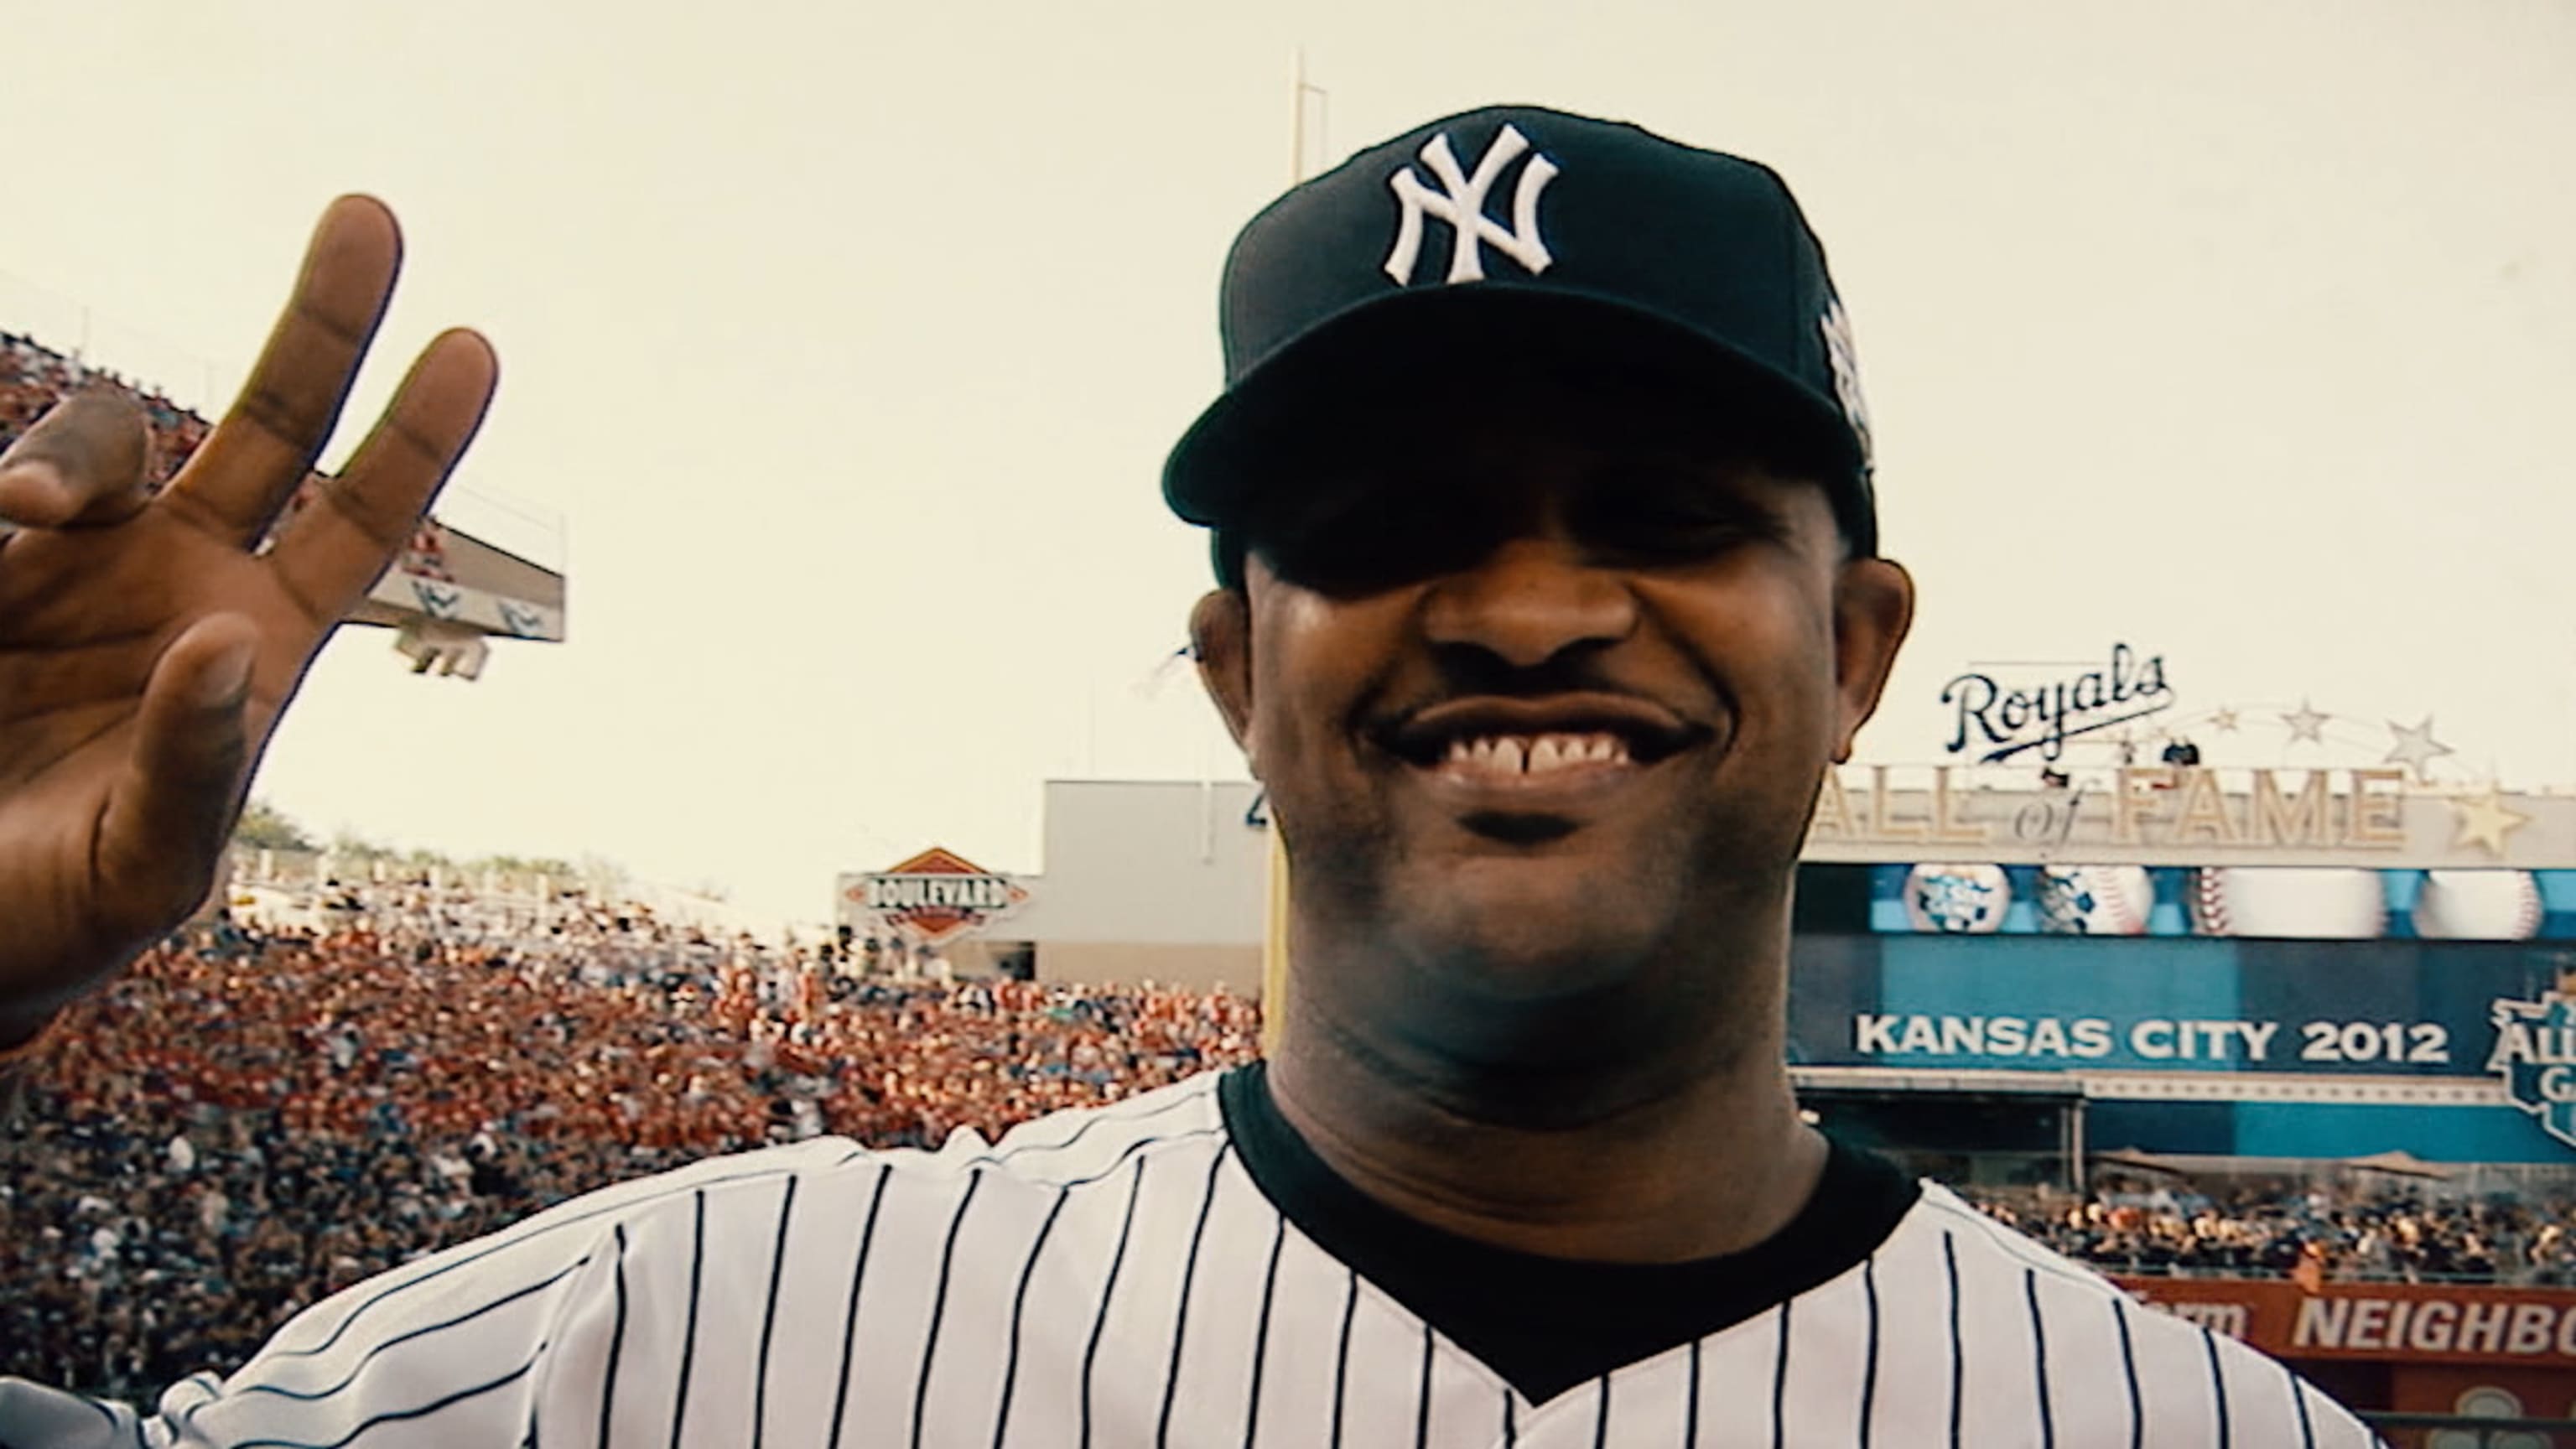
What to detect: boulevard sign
<box><xmin>838</xmin><ymin>846</ymin><xmax>1029</xmax><ymax>946</ymax></box>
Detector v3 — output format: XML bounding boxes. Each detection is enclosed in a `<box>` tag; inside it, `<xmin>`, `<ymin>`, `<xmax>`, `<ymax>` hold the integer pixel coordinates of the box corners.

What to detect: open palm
<box><xmin>0</xmin><ymin>197</ymin><xmax>495</xmax><ymax>1037</ymax></box>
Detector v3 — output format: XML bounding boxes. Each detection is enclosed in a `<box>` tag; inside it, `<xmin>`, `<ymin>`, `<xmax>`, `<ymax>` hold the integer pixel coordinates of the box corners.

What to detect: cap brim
<box><xmin>1162</xmin><ymin>283</ymin><xmax>1866</xmax><ymax>538</ymax></box>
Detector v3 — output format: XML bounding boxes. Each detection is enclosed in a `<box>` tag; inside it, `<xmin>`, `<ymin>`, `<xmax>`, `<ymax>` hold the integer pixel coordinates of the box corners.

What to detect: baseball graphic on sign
<box><xmin>2411</xmin><ymin>869</ymin><xmax>2543</xmax><ymax>941</ymax></box>
<box><xmin>1903</xmin><ymin>863</ymin><xmax>2012</xmax><ymax>933</ymax></box>
<box><xmin>2190</xmin><ymin>866</ymin><xmax>2386</xmax><ymax>939</ymax></box>
<box><xmin>2034</xmin><ymin>865</ymin><xmax>2153</xmax><ymax>936</ymax></box>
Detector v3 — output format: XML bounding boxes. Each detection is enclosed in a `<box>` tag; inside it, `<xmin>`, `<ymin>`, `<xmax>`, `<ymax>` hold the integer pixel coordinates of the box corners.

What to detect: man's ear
<box><xmin>1191</xmin><ymin>587</ymin><xmax>1255</xmax><ymax>767</ymax></box>
<box><xmin>1830</xmin><ymin>557</ymin><xmax>1914</xmax><ymax>764</ymax></box>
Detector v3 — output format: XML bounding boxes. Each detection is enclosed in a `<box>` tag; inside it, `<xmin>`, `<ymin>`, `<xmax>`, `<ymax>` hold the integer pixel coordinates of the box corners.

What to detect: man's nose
<box><xmin>1418</xmin><ymin>537</ymin><xmax>1636</xmax><ymax>670</ymax></box>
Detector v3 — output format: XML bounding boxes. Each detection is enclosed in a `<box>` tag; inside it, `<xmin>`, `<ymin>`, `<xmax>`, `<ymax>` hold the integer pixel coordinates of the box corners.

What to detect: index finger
<box><xmin>159</xmin><ymin>196</ymin><xmax>403</xmax><ymax>547</ymax></box>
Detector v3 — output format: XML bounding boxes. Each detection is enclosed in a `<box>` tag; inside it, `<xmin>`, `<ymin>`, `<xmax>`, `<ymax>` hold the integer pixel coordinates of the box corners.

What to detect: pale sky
<box><xmin>6</xmin><ymin>0</ymin><xmax>2571</xmax><ymax>927</ymax></box>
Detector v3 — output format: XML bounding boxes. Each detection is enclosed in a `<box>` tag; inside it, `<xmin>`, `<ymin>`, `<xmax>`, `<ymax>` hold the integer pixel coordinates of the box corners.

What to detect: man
<box><xmin>0</xmin><ymin>106</ymin><xmax>2376</xmax><ymax>1445</ymax></box>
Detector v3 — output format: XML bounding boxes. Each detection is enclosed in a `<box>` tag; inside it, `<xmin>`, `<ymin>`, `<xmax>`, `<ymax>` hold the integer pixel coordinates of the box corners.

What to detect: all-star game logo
<box><xmin>843</xmin><ymin>847</ymin><xmax>1029</xmax><ymax>947</ymax></box>
<box><xmin>2489</xmin><ymin>981</ymin><xmax>2576</xmax><ymax>1151</ymax></box>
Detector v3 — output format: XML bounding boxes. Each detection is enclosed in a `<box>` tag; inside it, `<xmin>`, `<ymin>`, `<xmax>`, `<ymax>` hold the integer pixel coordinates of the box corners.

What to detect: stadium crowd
<box><xmin>3</xmin><ymin>330</ymin><xmax>210</xmax><ymax>494</ymax></box>
<box><xmin>10</xmin><ymin>887</ymin><xmax>2572</xmax><ymax>1400</ymax></box>
<box><xmin>3</xmin><ymin>328</ymin><xmax>454</xmax><ymax>574</ymax></box>
<box><xmin>1</xmin><ymin>891</ymin><xmax>1261</xmax><ymax>1400</ymax></box>
<box><xmin>1978</xmin><ymin>1179</ymin><xmax>2576</xmax><ymax>1289</ymax></box>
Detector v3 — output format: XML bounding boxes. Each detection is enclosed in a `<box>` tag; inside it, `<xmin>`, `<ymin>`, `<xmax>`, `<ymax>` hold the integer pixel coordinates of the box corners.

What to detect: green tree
<box><xmin>466</xmin><ymin>853</ymin><xmax>576</xmax><ymax>878</ymax></box>
<box><xmin>233</xmin><ymin>798</ymin><xmax>315</xmax><ymax>852</ymax></box>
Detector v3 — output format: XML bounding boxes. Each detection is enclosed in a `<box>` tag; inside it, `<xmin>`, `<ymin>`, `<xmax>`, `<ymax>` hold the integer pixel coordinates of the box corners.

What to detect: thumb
<box><xmin>95</xmin><ymin>614</ymin><xmax>262</xmax><ymax>923</ymax></box>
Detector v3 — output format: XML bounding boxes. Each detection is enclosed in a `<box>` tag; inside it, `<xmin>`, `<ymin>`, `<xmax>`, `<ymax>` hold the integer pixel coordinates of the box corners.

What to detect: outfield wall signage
<box><xmin>1787</xmin><ymin>935</ymin><xmax>2570</xmax><ymax>1085</ymax></box>
<box><xmin>2117</xmin><ymin>1277</ymin><xmax>2576</xmax><ymax>1369</ymax></box>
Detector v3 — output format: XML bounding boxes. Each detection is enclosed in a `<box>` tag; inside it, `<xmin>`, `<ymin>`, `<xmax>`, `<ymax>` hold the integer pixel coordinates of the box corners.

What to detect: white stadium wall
<box><xmin>1005</xmin><ymin>779</ymin><xmax>1270</xmax><ymax>991</ymax></box>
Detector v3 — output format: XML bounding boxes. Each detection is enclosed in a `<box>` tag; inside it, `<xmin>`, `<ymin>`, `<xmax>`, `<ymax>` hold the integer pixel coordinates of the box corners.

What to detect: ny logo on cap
<box><xmin>1384</xmin><ymin>124</ymin><xmax>1560</xmax><ymax>287</ymax></box>
<box><xmin>1821</xmin><ymin>295</ymin><xmax>1874</xmax><ymax>468</ymax></box>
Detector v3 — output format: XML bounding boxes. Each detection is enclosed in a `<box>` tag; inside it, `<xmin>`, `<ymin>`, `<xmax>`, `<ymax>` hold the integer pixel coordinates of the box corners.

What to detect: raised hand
<box><xmin>0</xmin><ymin>197</ymin><xmax>496</xmax><ymax>1043</ymax></box>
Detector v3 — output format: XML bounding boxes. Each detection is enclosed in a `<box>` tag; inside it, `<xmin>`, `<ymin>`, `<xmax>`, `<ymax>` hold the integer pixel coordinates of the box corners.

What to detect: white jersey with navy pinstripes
<box><xmin>0</xmin><ymin>1069</ymin><xmax>2382</xmax><ymax>1446</ymax></box>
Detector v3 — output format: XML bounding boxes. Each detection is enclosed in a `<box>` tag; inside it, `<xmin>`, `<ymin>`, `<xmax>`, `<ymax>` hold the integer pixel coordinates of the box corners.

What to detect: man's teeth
<box><xmin>1439</xmin><ymin>733</ymin><xmax>1631</xmax><ymax>773</ymax></box>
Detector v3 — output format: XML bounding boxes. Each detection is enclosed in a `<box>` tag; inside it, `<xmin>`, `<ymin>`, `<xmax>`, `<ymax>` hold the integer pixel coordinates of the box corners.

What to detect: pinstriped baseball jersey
<box><xmin>1</xmin><ymin>1067</ymin><xmax>2381</xmax><ymax>1446</ymax></box>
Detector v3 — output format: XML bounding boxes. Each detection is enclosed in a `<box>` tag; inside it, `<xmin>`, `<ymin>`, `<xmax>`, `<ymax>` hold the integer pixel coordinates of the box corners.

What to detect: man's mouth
<box><xmin>1434</xmin><ymin>731</ymin><xmax>1635</xmax><ymax>783</ymax></box>
<box><xmin>1374</xmin><ymin>693</ymin><xmax>1709</xmax><ymax>799</ymax></box>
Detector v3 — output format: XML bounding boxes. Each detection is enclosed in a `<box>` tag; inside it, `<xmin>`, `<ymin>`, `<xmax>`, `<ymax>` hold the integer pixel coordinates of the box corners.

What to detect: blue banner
<box><xmin>1787</xmin><ymin>935</ymin><xmax>2570</xmax><ymax>1079</ymax></box>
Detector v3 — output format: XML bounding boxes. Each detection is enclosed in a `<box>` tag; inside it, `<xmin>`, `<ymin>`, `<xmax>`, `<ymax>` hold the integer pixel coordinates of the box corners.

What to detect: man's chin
<box><xmin>1389</xmin><ymin>859</ymin><xmax>1675</xmax><ymax>1004</ymax></box>
<box><xmin>1378</xmin><ymin>912</ymin><xmax>1706</xmax><ymax>1093</ymax></box>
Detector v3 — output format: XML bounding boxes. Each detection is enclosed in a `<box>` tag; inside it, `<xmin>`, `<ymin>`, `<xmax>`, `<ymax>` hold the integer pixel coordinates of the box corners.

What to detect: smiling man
<box><xmin>0</xmin><ymin>106</ymin><xmax>2380</xmax><ymax>1445</ymax></box>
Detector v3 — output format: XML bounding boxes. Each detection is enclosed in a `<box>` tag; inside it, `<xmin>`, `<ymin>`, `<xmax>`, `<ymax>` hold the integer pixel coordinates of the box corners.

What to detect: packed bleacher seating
<box><xmin>1</xmin><ymin>330</ymin><xmax>209</xmax><ymax>490</ymax></box>
<box><xmin>0</xmin><ymin>892</ymin><xmax>1261</xmax><ymax>1400</ymax></box>
<box><xmin>1973</xmin><ymin>1177</ymin><xmax>2576</xmax><ymax>1289</ymax></box>
<box><xmin>3</xmin><ymin>329</ymin><xmax>460</xmax><ymax>570</ymax></box>
<box><xmin>9</xmin><ymin>870</ymin><xmax>2576</xmax><ymax>1401</ymax></box>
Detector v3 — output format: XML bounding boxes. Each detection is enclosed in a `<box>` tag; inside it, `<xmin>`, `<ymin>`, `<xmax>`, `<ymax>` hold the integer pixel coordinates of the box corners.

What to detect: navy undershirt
<box><xmin>1217</xmin><ymin>1060</ymin><xmax>1920</xmax><ymax>1405</ymax></box>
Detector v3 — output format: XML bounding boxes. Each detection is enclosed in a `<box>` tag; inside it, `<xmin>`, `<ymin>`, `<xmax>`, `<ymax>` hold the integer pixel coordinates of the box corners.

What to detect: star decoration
<box><xmin>2448</xmin><ymin>784</ymin><xmax>2531</xmax><ymax>859</ymax></box>
<box><xmin>2283</xmin><ymin>700</ymin><xmax>2329</xmax><ymax>745</ymax></box>
<box><xmin>2211</xmin><ymin>708</ymin><xmax>2241</xmax><ymax>733</ymax></box>
<box><xmin>2383</xmin><ymin>716</ymin><xmax>2455</xmax><ymax>780</ymax></box>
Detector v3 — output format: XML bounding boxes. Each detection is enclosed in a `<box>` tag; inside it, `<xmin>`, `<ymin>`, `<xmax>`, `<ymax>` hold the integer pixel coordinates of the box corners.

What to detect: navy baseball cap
<box><xmin>1162</xmin><ymin>105</ymin><xmax>1879</xmax><ymax>577</ymax></box>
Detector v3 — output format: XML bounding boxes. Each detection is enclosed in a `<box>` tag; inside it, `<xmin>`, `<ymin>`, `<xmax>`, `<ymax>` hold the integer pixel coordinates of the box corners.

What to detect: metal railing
<box><xmin>2094</xmin><ymin>1261</ymin><xmax>2576</xmax><ymax>1289</ymax></box>
<box><xmin>2360</xmin><ymin>1415</ymin><xmax>2576</xmax><ymax>1448</ymax></box>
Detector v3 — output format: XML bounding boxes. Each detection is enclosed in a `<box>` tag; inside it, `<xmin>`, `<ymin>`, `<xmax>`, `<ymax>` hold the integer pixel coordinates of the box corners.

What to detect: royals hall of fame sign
<box><xmin>1940</xmin><ymin>643</ymin><xmax>2173</xmax><ymax>766</ymax></box>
